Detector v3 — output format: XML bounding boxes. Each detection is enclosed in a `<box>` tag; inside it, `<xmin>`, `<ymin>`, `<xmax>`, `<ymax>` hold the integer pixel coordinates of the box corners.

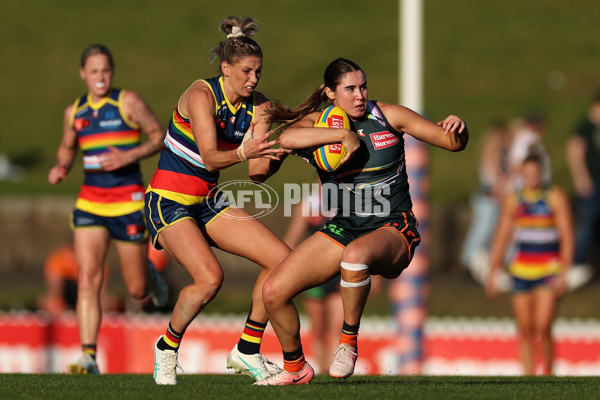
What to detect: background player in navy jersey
<box><xmin>48</xmin><ymin>44</ymin><xmax>168</xmax><ymax>374</ymax></box>
<box><xmin>255</xmin><ymin>58</ymin><xmax>468</xmax><ymax>385</ymax></box>
<box><xmin>145</xmin><ymin>16</ymin><xmax>289</xmax><ymax>385</ymax></box>
<box><xmin>487</xmin><ymin>154</ymin><xmax>573</xmax><ymax>375</ymax></box>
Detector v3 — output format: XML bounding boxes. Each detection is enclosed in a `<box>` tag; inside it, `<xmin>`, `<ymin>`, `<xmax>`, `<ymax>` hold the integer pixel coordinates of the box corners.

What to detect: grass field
<box><xmin>1</xmin><ymin>374</ymin><xmax>598</xmax><ymax>400</ymax></box>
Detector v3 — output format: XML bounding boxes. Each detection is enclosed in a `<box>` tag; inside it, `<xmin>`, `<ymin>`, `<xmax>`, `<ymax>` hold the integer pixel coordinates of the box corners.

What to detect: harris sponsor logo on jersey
<box><xmin>369</xmin><ymin>131</ymin><xmax>400</xmax><ymax>150</ymax></box>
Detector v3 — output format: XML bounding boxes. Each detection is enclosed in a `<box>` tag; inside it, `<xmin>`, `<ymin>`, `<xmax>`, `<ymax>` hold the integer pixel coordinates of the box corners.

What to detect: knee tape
<box><xmin>340</xmin><ymin>262</ymin><xmax>371</xmax><ymax>288</ymax></box>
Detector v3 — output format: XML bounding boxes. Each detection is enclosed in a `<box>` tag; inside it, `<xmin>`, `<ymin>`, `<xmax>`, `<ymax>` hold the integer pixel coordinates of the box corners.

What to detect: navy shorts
<box><xmin>145</xmin><ymin>191</ymin><xmax>232</xmax><ymax>249</ymax></box>
<box><xmin>512</xmin><ymin>275</ymin><xmax>558</xmax><ymax>293</ymax></box>
<box><xmin>71</xmin><ymin>208</ymin><xmax>148</xmax><ymax>243</ymax></box>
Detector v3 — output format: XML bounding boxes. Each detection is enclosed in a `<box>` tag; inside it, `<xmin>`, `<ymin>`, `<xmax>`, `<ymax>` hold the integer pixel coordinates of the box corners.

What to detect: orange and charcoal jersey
<box><xmin>44</xmin><ymin>245</ymin><xmax>78</xmax><ymax>282</ymax></box>
<box><xmin>148</xmin><ymin>244</ymin><xmax>170</xmax><ymax>272</ymax></box>
<box><xmin>44</xmin><ymin>245</ymin><xmax>111</xmax><ymax>282</ymax></box>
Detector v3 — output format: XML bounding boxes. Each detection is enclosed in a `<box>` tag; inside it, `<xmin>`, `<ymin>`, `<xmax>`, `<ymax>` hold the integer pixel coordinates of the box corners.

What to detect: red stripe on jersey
<box><xmin>514</xmin><ymin>251</ymin><xmax>559</xmax><ymax>264</ymax></box>
<box><xmin>79</xmin><ymin>184</ymin><xmax>145</xmax><ymax>203</ymax></box>
<box><xmin>149</xmin><ymin>169</ymin><xmax>217</xmax><ymax>197</ymax></box>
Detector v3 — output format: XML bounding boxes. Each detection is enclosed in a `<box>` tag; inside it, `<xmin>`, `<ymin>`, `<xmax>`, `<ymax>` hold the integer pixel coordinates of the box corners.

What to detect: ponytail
<box><xmin>266</xmin><ymin>84</ymin><xmax>330</xmax><ymax>135</ymax></box>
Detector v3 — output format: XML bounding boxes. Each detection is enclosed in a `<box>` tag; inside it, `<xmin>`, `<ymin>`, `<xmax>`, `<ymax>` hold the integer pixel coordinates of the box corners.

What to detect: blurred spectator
<box><xmin>283</xmin><ymin>183</ymin><xmax>344</xmax><ymax>373</ymax></box>
<box><xmin>506</xmin><ymin>113</ymin><xmax>551</xmax><ymax>190</ymax></box>
<box><xmin>487</xmin><ymin>154</ymin><xmax>573</xmax><ymax>375</ymax></box>
<box><xmin>0</xmin><ymin>153</ymin><xmax>23</xmax><ymax>181</ymax></box>
<box><xmin>468</xmin><ymin>113</ymin><xmax>552</xmax><ymax>291</ymax></box>
<box><xmin>462</xmin><ymin>120</ymin><xmax>513</xmax><ymax>288</ymax></box>
<box><xmin>565</xmin><ymin>91</ymin><xmax>600</xmax><ymax>289</ymax></box>
<box><xmin>37</xmin><ymin>243</ymin><xmax>122</xmax><ymax>315</ymax></box>
<box><xmin>38</xmin><ymin>241</ymin><xmax>170</xmax><ymax>316</ymax></box>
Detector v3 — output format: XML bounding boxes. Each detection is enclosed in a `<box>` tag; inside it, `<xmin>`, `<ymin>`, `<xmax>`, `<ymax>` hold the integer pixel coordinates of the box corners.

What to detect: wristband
<box><xmin>237</xmin><ymin>143</ymin><xmax>247</xmax><ymax>161</ymax></box>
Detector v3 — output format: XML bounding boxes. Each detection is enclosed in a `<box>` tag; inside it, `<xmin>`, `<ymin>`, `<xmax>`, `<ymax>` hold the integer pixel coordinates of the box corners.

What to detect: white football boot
<box><xmin>68</xmin><ymin>353</ymin><xmax>99</xmax><ymax>375</ymax></box>
<box><xmin>329</xmin><ymin>343</ymin><xmax>358</xmax><ymax>378</ymax></box>
<box><xmin>226</xmin><ymin>344</ymin><xmax>281</xmax><ymax>381</ymax></box>
<box><xmin>153</xmin><ymin>338</ymin><xmax>181</xmax><ymax>385</ymax></box>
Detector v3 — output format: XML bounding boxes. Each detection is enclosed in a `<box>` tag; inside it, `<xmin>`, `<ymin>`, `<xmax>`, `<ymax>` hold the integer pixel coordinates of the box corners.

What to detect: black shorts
<box><xmin>304</xmin><ymin>276</ymin><xmax>340</xmax><ymax>299</ymax></box>
<box><xmin>318</xmin><ymin>210</ymin><xmax>421</xmax><ymax>275</ymax></box>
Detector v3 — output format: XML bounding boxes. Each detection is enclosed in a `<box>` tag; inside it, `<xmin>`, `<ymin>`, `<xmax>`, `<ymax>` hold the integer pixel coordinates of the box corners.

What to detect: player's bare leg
<box><xmin>208</xmin><ymin>207</ymin><xmax>290</xmax><ymax>380</ymax></box>
<box><xmin>153</xmin><ymin>219</ymin><xmax>223</xmax><ymax>385</ymax></box>
<box><xmin>259</xmin><ymin>233</ymin><xmax>341</xmax><ymax>385</ymax></box>
<box><xmin>331</xmin><ymin>229</ymin><xmax>410</xmax><ymax>378</ymax></box>
<box><xmin>69</xmin><ymin>228</ymin><xmax>109</xmax><ymax>374</ymax></box>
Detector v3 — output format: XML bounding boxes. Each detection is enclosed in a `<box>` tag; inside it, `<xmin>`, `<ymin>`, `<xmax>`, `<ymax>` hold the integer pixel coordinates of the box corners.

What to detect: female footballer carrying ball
<box><xmin>256</xmin><ymin>58</ymin><xmax>468</xmax><ymax>385</ymax></box>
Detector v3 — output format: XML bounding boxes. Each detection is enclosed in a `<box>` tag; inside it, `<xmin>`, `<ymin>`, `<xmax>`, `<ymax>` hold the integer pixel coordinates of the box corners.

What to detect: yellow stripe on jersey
<box><xmin>145</xmin><ymin>186</ymin><xmax>210</xmax><ymax>206</ymax></box>
<box><xmin>75</xmin><ymin>198</ymin><xmax>144</xmax><ymax>217</ymax></box>
<box><xmin>509</xmin><ymin>261</ymin><xmax>561</xmax><ymax>280</ymax></box>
